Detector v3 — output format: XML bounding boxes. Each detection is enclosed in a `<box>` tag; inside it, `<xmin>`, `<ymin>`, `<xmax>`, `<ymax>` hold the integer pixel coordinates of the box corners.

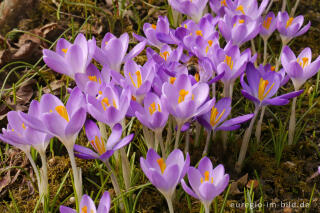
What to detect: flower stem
<box><xmin>66</xmin><ymin>147</ymin><xmax>82</xmax><ymax>208</ymax></box>
<box><xmin>105</xmin><ymin>160</ymin><xmax>121</xmax><ymax>196</ymax></box>
<box><xmin>143</xmin><ymin>125</ymin><xmax>153</xmax><ymax>149</ymax></box>
<box><xmin>263</xmin><ymin>38</ymin><xmax>268</xmax><ymax>65</ymax></box>
<box><xmin>165</xmin><ymin>195</ymin><xmax>174</xmax><ymax>213</ymax></box>
<box><xmin>204</xmin><ymin>203</ymin><xmax>210</xmax><ymax>213</ymax></box>
<box><xmin>202</xmin><ymin>130</ymin><xmax>212</xmax><ymax>156</ymax></box>
<box><xmin>165</xmin><ymin>118</ymin><xmax>173</xmax><ymax>151</ymax></box>
<box><xmin>194</xmin><ymin>122</ymin><xmax>201</xmax><ymax>147</ymax></box>
<box><xmin>290</xmin><ymin>0</ymin><xmax>300</xmax><ymax>16</ymax></box>
<box><xmin>120</xmin><ymin>148</ymin><xmax>131</xmax><ymax>190</ymax></box>
<box><xmin>39</xmin><ymin>151</ymin><xmax>48</xmax><ymax>200</ymax></box>
<box><xmin>288</xmin><ymin>97</ymin><xmax>297</xmax><ymax>145</ymax></box>
<box><xmin>184</xmin><ymin>129</ymin><xmax>190</xmax><ymax>155</ymax></box>
<box><xmin>235</xmin><ymin>106</ymin><xmax>260</xmax><ymax>173</ymax></box>
<box><xmin>255</xmin><ymin>106</ymin><xmax>266</xmax><ymax>144</ymax></box>
<box><xmin>25</xmin><ymin>151</ymin><xmax>41</xmax><ymax>194</ymax></box>
<box><xmin>281</xmin><ymin>0</ymin><xmax>287</xmax><ymax>12</ymax></box>
<box><xmin>174</xmin><ymin>123</ymin><xmax>182</xmax><ymax>149</ymax></box>
<box><xmin>156</xmin><ymin>130</ymin><xmax>166</xmax><ymax>157</ymax></box>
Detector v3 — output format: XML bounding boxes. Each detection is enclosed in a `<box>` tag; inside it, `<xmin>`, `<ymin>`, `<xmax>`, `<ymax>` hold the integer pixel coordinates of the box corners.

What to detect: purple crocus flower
<box><xmin>198</xmin><ymin>97</ymin><xmax>254</xmax><ymax>132</ymax></box>
<box><xmin>225</xmin><ymin>0</ymin><xmax>269</xmax><ymax>20</ymax></box>
<box><xmin>161</xmin><ymin>74</ymin><xmax>214</xmax><ymax>127</ymax></box>
<box><xmin>260</xmin><ymin>12</ymin><xmax>277</xmax><ymax>40</ymax></box>
<box><xmin>281</xmin><ymin>46</ymin><xmax>320</xmax><ymax>90</ymax></box>
<box><xmin>19</xmin><ymin>87</ymin><xmax>86</xmax><ymax>150</ymax></box>
<box><xmin>86</xmin><ymin>84</ymin><xmax>131</xmax><ymax>128</ymax></box>
<box><xmin>168</xmin><ymin>0</ymin><xmax>208</xmax><ymax>23</ymax></box>
<box><xmin>181</xmin><ymin>157</ymin><xmax>229</xmax><ymax>213</ymax></box>
<box><xmin>277</xmin><ymin>12</ymin><xmax>311</xmax><ymax>45</ymax></box>
<box><xmin>60</xmin><ymin>191</ymin><xmax>111</xmax><ymax>213</ymax></box>
<box><xmin>134</xmin><ymin>92</ymin><xmax>169</xmax><ymax>131</ymax></box>
<box><xmin>74</xmin><ymin>120</ymin><xmax>133</xmax><ymax>162</ymax></box>
<box><xmin>209</xmin><ymin>0</ymin><xmax>230</xmax><ymax>17</ymax></box>
<box><xmin>133</xmin><ymin>16</ymin><xmax>171</xmax><ymax>49</ymax></box>
<box><xmin>257</xmin><ymin>64</ymin><xmax>289</xmax><ymax>87</ymax></box>
<box><xmin>75</xmin><ymin>64</ymin><xmax>111</xmax><ymax>97</ymax></box>
<box><xmin>43</xmin><ymin>33</ymin><xmax>96</xmax><ymax>79</ymax></box>
<box><xmin>94</xmin><ymin>32</ymin><xmax>146</xmax><ymax>72</ymax></box>
<box><xmin>240</xmin><ymin>63</ymin><xmax>303</xmax><ymax>106</ymax></box>
<box><xmin>219</xmin><ymin>15</ymin><xmax>260</xmax><ymax>46</ymax></box>
<box><xmin>140</xmin><ymin>148</ymin><xmax>190</xmax><ymax>211</ymax></box>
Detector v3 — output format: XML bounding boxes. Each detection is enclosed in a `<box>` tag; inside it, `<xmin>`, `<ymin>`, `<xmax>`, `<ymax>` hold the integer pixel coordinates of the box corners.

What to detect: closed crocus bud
<box><xmin>43</xmin><ymin>33</ymin><xmax>96</xmax><ymax>79</ymax></box>
<box><xmin>181</xmin><ymin>157</ymin><xmax>229</xmax><ymax>213</ymax></box>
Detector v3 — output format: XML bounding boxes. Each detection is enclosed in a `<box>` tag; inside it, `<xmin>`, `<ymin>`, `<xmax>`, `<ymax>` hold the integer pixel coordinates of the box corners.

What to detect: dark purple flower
<box><xmin>74</xmin><ymin>120</ymin><xmax>133</xmax><ymax>162</ymax></box>
<box><xmin>240</xmin><ymin>63</ymin><xmax>303</xmax><ymax>106</ymax></box>
<box><xmin>43</xmin><ymin>33</ymin><xmax>96</xmax><ymax>79</ymax></box>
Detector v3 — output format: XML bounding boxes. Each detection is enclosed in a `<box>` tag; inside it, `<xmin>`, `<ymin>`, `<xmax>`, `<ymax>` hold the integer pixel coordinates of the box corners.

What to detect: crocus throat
<box><xmin>297</xmin><ymin>57</ymin><xmax>309</xmax><ymax>68</ymax></box>
<box><xmin>224</xmin><ymin>55</ymin><xmax>234</xmax><ymax>69</ymax></box>
<box><xmin>258</xmin><ymin>78</ymin><xmax>275</xmax><ymax>100</ymax></box>
<box><xmin>178</xmin><ymin>89</ymin><xmax>189</xmax><ymax>103</ymax></box>
<box><xmin>210</xmin><ymin>106</ymin><xmax>225</xmax><ymax>127</ymax></box>
<box><xmin>263</xmin><ymin>17</ymin><xmax>272</xmax><ymax>29</ymax></box>
<box><xmin>236</xmin><ymin>5</ymin><xmax>245</xmax><ymax>15</ymax></box>
<box><xmin>55</xmin><ymin>106</ymin><xmax>69</xmax><ymax>122</ymax></box>
<box><xmin>200</xmin><ymin>171</ymin><xmax>214</xmax><ymax>184</ymax></box>
<box><xmin>151</xmin><ymin>24</ymin><xmax>157</xmax><ymax>30</ymax></box>
<box><xmin>286</xmin><ymin>17</ymin><xmax>294</xmax><ymax>28</ymax></box>
<box><xmin>149</xmin><ymin>102</ymin><xmax>161</xmax><ymax>115</ymax></box>
<box><xmin>157</xmin><ymin>158</ymin><xmax>166</xmax><ymax>173</ymax></box>
<box><xmin>90</xmin><ymin>135</ymin><xmax>106</xmax><ymax>155</ymax></box>
<box><xmin>101</xmin><ymin>97</ymin><xmax>117</xmax><ymax>110</ymax></box>
<box><xmin>129</xmin><ymin>71</ymin><xmax>143</xmax><ymax>88</ymax></box>
<box><xmin>160</xmin><ymin>51</ymin><xmax>169</xmax><ymax>61</ymax></box>
<box><xmin>221</xmin><ymin>0</ymin><xmax>227</xmax><ymax>6</ymax></box>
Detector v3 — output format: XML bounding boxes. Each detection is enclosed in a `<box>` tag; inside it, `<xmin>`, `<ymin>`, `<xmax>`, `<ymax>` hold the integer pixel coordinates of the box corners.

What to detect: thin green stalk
<box><xmin>202</xmin><ymin>130</ymin><xmax>212</xmax><ymax>156</ymax></box>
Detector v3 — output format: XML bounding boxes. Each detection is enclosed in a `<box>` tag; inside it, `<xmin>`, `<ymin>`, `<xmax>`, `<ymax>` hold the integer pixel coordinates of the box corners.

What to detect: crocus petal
<box><xmin>80</xmin><ymin>194</ymin><xmax>97</xmax><ymax>213</ymax></box>
<box><xmin>65</xmin><ymin>108</ymin><xmax>86</xmax><ymax>137</ymax></box>
<box><xmin>181</xmin><ymin>179</ymin><xmax>199</xmax><ymax>199</ymax></box>
<box><xmin>74</xmin><ymin>144</ymin><xmax>99</xmax><ymax>159</ymax></box>
<box><xmin>59</xmin><ymin>206</ymin><xmax>76</xmax><ymax>213</ymax></box>
<box><xmin>97</xmin><ymin>191</ymin><xmax>111</xmax><ymax>213</ymax></box>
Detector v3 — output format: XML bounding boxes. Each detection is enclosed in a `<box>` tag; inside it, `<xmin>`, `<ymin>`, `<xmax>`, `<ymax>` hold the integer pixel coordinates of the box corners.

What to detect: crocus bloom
<box><xmin>74</xmin><ymin>120</ymin><xmax>133</xmax><ymax>162</ymax></box>
<box><xmin>257</xmin><ymin>64</ymin><xmax>289</xmax><ymax>87</ymax></box>
<box><xmin>281</xmin><ymin>46</ymin><xmax>320</xmax><ymax>90</ymax></box>
<box><xmin>19</xmin><ymin>88</ymin><xmax>86</xmax><ymax>150</ymax></box>
<box><xmin>277</xmin><ymin>12</ymin><xmax>311</xmax><ymax>44</ymax></box>
<box><xmin>219</xmin><ymin>15</ymin><xmax>260</xmax><ymax>46</ymax></box>
<box><xmin>240</xmin><ymin>63</ymin><xmax>303</xmax><ymax>106</ymax></box>
<box><xmin>168</xmin><ymin>0</ymin><xmax>208</xmax><ymax>23</ymax></box>
<box><xmin>140</xmin><ymin>148</ymin><xmax>190</xmax><ymax>200</ymax></box>
<box><xmin>198</xmin><ymin>97</ymin><xmax>254</xmax><ymax>132</ymax></box>
<box><xmin>225</xmin><ymin>0</ymin><xmax>269</xmax><ymax>20</ymax></box>
<box><xmin>209</xmin><ymin>0</ymin><xmax>230</xmax><ymax>17</ymax></box>
<box><xmin>86</xmin><ymin>84</ymin><xmax>131</xmax><ymax>128</ymax></box>
<box><xmin>181</xmin><ymin>157</ymin><xmax>229</xmax><ymax>212</ymax></box>
<box><xmin>94</xmin><ymin>32</ymin><xmax>146</xmax><ymax>72</ymax></box>
<box><xmin>43</xmin><ymin>33</ymin><xmax>96</xmax><ymax>79</ymax></box>
<box><xmin>161</xmin><ymin>74</ymin><xmax>215</xmax><ymax>126</ymax></box>
<box><xmin>260</xmin><ymin>12</ymin><xmax>277</xmax><ymax>40</ymax></box>
<box><xmin>75</xmin><ymin>64</ymin><xmax>111</xmax><ymax>97</ymax></box>
<box><xmin>133</xmin><ymin>16</ymin><xmax>171</xmax><ymax>49</ymax></box>
<box><xmin>60</xmin><ymin>191</ymin><xmax>111</xmax><ymax>213</ymax></box>
<box><xmin>134</xmin><ymin>92</ymin><xmax>169</xmax><ymax>131</ymax></box>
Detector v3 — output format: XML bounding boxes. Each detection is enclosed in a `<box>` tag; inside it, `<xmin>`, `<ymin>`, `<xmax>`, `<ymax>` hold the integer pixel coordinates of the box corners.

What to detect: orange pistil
<box><xmin>286</xmin><ymin>17</ymin><xmax>294</xmax><ymax>28</ymax></box>
<box><xmin>55</xmin><ymin>106</ymin><xmax>69</xmax><ymax>122</ymax></box>
<box><xmin>263</xmin><ymin>17</ymin><xmax>273</xmax><ymax>29</ymax></box>
<box><xmin>258</xmin><ymin>78</ymin><xmax>275</xmax><ymax>100</ymax></box>
<box><xmin>90</xmin><ymin>136</ymin><xmax>106</xmax><ymax>155</ymax></box>
<box><xmin>157</xmin><ymin>158</ymin><xmax>166</xmax><ymax>173</ymax></box>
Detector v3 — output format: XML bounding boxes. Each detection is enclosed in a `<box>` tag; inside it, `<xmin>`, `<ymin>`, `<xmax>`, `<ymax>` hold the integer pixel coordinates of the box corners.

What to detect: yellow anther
<box><xmin>81</xmin><ymin>205</ymin><xmax>88</xmax><ymax>213</ymax></box>
<box><xmin>98</xmin><ymin>91</ymin><xmax>103</xmax><ymax>95</ymax></box>
<box><xmin>192</xmin><ymin>94</ymin><xmax>195</xmax><ymax>100</ymax></box>
<box><xmin>90</xmin><ymin>136</ymin><xmax>106</xmax><ymax>155</ymax></box>
<box><xmin>151</xmin><ymin>24</ymin><xmax>157</xmax><ymax>30</ymax></box>
<box><xmin>49</xmin><ymin>109</ymin><xmax>53</xmax><ymax>113</ymax></box>
<box><xmin>178</xmin><ymin>89</ymin><xmax>189</xmax><ymax>103</ymax></box>
<box><xmin>170</xmin><ymin>77</ymin><xmax>176</xmax><ymax>84</ymax></box>
<box><xmin>210</xmin><ymin>107</ymin><xmax>225</xmax><ymax>127</ymax></box>
<box><xmin>129</xmin><ymin>71</ymin><xmax>142</xmax><ymax>88</ymax></box>
<box><xmin>22</xmin><ymin>123</ymin><xmax>26</xmax><ymax>130</ymax></box>
<box><xmin>184</xmin><ymin>24</ymin><xmax>188</xmax><ymax>29</ymax></box>
<box><xmin>88</xmin><ymin>75</ymin><xmax>97</xmax><ymax>82</ymax></box>
<box><xmin>149</xmin><ymin>102</ymin><xmax>157</xmax><ymax>115</ymax></box>
<box><xmin>208</xmin><ymin>40</ymin><xmax>213</xmax><ymax>47</ymax></box>
<box><xmin>62</xmin><ymin>48</ymin><xmax>68</xmax><ymax>54</ymax></box>
<box><xmin>221</xmin><ymin>0</ymin><xmax>227</xmax><ymax>6</ymax></box>
<box><xmin>160</xmin><ymin>51</ymin><xmax>170</xmax><ymax>61</ymax></box>
<box><xmin>239</xmin><ymin>19</ymin><xmax>245</xmax><ymax>24</ymax></box>
<box><xmin>195</xmin><ymin>73</ymin><xmax>200</xmax><ymax>82</ymax></box>
<box><xmin>258</xmin><ymin>78</ymin><xmax>275</xmax><ymax>100</ymax></box>
<box><xmin>236</xmin><ymin>5</ymin><xmax>245</xmax><ymax>14</ymax></box>
<box><xmin>211</xmin><ymin>177</ymin><xmax>214</xmax><ymax>183</ymax></box>
<box><xmin>101</xmin><ymin>97</ymin><xmax>110</xmax><ymax>111</ymax></box>
<box><xmin>196</xmin><ymin>30</ymin><xmax>203</xmax><ymax>36</ymax></box>
<box><xmin>204</xmin><ymin>171</ymin><xmax>210</xmax><ymax>181</ymax></box>
<box><xmin>112</xmin><ymin>99</ymin><xmax>117</xmax><ymax>108</ymax></box>
<box><xmin>157</xmin><ymin>158</ymin><xmax>166</xmax><ymax>173</ymax></box>
<box><xmin>224</xmin><ymin>55</ymin><xmax>234</xmax><ymax>70</ymax></box>
<box><xmin>55</xmin><ymin>106</ymin><xmax>69</xmax><ymax>122</ymax></box>
<box><xmin>286</xmin><ymin>17</ymin><xmax>294</xmax><ymax>28</ymax></box>
<box><xmin>158</xmin><ymin>104</ymin><xmax>161</xmax><ymax>112</ymax></box>
<box><xmin>11</xmin><ymin>129</ymin><xmax>14</xmax><ymax>132</ymax></box>
<box><xmin>297</xmin><ymin>57</ymin><xmax>309</xmax><ymax>68</ymax></box>
<box><xmin>105</xmin><ymin>41</ymin><xmax>108</xmax><ymax>46</ymax></box>
<box><xmin>263</xmin><ymin>17</ymin><xmax>273</xmax><ymax>30</ymax></box>
<box><xmin>271</xmin><ymin>66</ymin><xmax>275</xmax><ymax>71</ymax></box>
